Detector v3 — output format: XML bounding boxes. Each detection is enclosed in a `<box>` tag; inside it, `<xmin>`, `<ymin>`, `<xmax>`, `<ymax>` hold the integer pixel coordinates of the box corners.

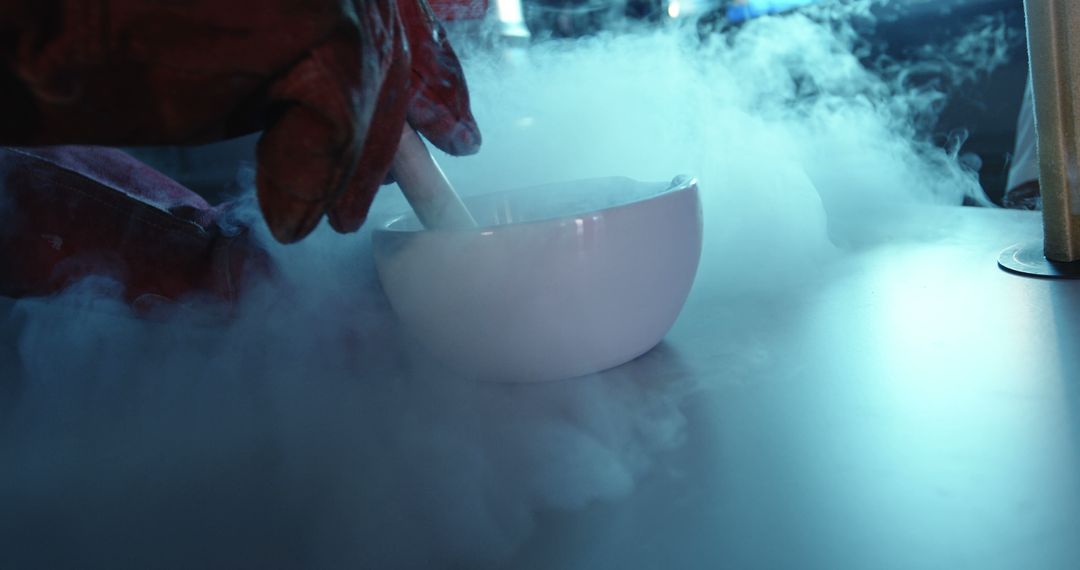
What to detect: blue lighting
<box><xmin>727</xmin><ymin>0</ymin><xmax>826</xmax><ymax>23</ymax></box>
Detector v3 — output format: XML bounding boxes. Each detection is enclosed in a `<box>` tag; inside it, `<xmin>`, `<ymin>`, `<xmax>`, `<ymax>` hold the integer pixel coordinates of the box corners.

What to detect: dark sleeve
<box><xmin>0</xmin><ymin>1</ymin><xmax>57</xmax><ymax>142</ymax></box>
<box><xmin>0</xmin><ymin>0</ymin><xmax>331</xmax><ymax>146</ymax></box>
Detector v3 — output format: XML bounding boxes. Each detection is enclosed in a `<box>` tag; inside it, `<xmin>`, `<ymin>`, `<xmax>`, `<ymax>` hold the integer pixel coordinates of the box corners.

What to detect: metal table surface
<box><xmin>511</xmin><ymin>206</ymin><xmax>1080</xmax><ymax>570</ymax></box>
<box><xmin>2</xmin><ymin>206</ymin><xmax>1079</xmax><ymax>569</ymax></box>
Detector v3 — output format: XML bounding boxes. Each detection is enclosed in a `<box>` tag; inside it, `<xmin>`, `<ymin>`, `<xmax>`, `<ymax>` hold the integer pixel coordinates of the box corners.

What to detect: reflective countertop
<box><xmin>1</xmin><ymin>207</ymin><xmax>1078</xmax><ymax>569</ymax></box>
<box><xmin>511</xmin><ymin>206</ymin><xmax>1080</xmax><ymax>569</ymax></box>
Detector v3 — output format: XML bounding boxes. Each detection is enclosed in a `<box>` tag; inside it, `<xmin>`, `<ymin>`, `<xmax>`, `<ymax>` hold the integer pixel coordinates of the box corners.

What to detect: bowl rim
<box><xmin>373</xmin><ymin>174</ymin><xmax>698</xmax><ymax>235</ymax></box>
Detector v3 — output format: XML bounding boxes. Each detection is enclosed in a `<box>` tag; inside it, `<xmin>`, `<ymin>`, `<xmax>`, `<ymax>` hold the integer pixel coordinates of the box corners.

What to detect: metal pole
<box><xmin>999</xmin><ymin>1</ymin><xmax>1080</xmax><ymax>277</ymax></box>
<box><xmin>1026</xmin><ymin>0</ymin><xmax>1080</xmax><ymax>262</ymax></box>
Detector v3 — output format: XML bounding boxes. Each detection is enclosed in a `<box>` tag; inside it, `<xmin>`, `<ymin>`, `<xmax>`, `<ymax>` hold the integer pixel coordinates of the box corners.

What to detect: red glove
<box><xmin>0</xmin><ymin>146</ymin><xmax>273</xmax><ymax>311</ymax></box>
<box><xmin>0</xmin><ymin>0</ymin><xmax>481</xmax><ymax>243</ymax></box>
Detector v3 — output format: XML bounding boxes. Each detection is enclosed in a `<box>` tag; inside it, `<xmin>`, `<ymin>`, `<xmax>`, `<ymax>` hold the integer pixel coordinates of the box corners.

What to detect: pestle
<box><xmin>390</xmin><ymin>124</ymin><xmax>478</xmax><ymax>230</ymax></box>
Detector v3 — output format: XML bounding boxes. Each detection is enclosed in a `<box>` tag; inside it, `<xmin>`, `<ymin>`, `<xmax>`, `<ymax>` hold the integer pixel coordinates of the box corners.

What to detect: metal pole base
<box><xmin>999</xmin><ymin>241</ymin><xmax>1080</xmax><ymax>279</ymax></box>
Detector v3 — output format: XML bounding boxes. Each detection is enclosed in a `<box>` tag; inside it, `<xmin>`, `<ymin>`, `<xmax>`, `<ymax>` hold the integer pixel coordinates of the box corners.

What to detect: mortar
<box><xmin>372</xmin><ymin>175</ymin><xmax>702</xmax><ymax>382</ymax></box>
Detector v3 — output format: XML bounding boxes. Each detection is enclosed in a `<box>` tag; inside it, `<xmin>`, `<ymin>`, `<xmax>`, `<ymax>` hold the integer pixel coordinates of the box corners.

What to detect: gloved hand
<box><xmin>0</xmin><ymin>0</ymin><xmax>481</xmax><ymax>243</ymax></box>
<box><xmin>0</xmin><ymin>146</ymin><xmax>274</xmax><ymax>312</ymax></box>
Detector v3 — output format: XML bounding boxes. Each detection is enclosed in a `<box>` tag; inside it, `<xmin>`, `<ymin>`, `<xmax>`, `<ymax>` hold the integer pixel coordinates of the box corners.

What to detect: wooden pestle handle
<box><xmin>390</xmin><ymin>124</ymin><xmax>478</xmax><ymax>230</ymax></box>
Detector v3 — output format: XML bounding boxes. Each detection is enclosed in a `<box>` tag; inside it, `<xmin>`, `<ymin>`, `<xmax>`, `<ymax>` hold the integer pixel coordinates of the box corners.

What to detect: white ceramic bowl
<box><xmin>372</xmin><ymin>176</ymin><xmax>703</xmax><ymax>382</ymax></box>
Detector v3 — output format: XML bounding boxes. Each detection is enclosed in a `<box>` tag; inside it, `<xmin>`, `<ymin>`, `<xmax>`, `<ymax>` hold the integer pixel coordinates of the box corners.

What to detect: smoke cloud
<box><xmin>0</xmin><ymin>3</ymin><xmax>1012</xmax><ymax>568</ymax></box>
